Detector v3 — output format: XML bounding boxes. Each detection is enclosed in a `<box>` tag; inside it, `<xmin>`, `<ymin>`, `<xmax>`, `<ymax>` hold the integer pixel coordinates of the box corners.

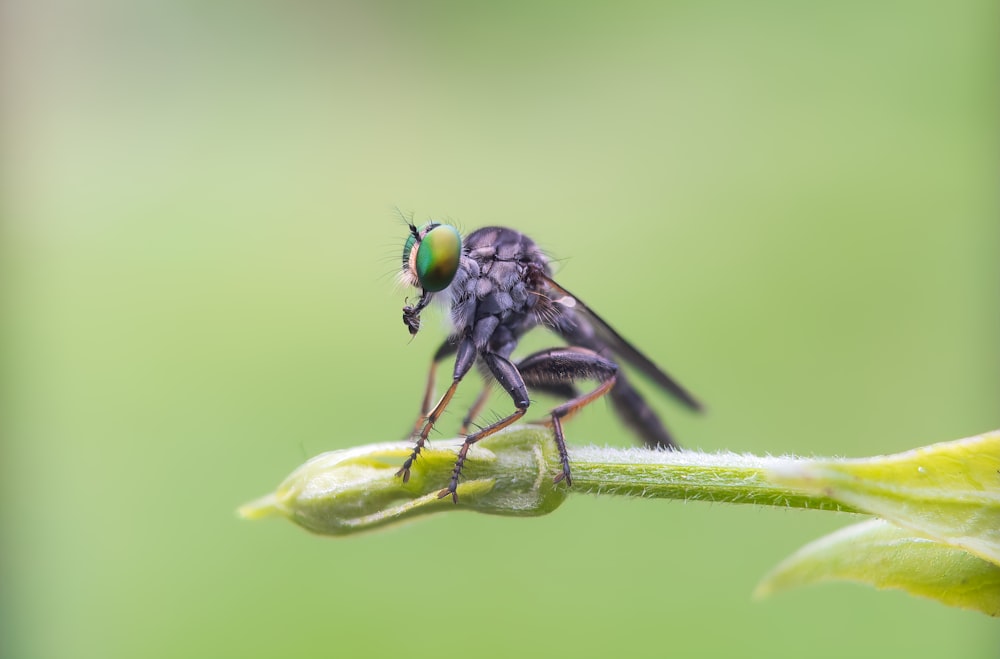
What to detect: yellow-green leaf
<box><xmin>767</xmin><ymin>430</ymin><xmax>1000</xmax><ymax>565</ymax></box>
<box><xmin>756</xmin><ymin>519</ymin><xmax>1000</xmax><ymax>616</ymax></box>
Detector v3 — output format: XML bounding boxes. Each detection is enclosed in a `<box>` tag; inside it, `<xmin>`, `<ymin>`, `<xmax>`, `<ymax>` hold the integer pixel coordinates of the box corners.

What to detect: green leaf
<box><xmin>766</xmin><ymin>430</ymin><xmax>1000</xmax><ymax>565</ymax></box>
<box><xmin>756</xmin><ymin>518</ymin><xmax>1000</xmax><ymax>617</ymax></box>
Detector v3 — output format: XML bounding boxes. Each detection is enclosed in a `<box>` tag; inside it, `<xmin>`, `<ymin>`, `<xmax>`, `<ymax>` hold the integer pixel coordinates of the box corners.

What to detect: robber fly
<box><xmin>397</xmin><ymin>221</ymin><xmax>702</xmax><ymax>502</ymax></box>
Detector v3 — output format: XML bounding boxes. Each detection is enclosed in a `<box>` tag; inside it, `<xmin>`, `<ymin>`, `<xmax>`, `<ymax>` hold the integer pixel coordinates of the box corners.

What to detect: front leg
<box><xmin>407</xmin><ymin>339</ymin><xmax>459</xmax><ymax>437</ymax></box>
<box><xmin>396</xmin><ymin>336</ymin><xmax>476</xmax><ymax>482</ymax></box>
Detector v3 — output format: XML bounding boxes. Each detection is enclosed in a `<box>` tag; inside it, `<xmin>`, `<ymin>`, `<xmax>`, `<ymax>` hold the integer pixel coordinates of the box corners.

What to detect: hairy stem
<box><xmin>567</xmin><ymin>446</ymin><xmax>861</xmax><ymax>512</ymax></box>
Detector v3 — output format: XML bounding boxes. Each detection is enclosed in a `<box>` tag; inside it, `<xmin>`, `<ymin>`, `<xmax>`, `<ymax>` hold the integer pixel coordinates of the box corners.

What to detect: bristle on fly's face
<box><xmin>395</xmin><ymin>266</ymin><xmax>419</xmax><ymax>291</ymax></box>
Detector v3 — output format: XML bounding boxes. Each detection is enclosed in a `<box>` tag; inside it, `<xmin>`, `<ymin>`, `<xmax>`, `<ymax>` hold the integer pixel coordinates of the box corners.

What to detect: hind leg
<box><xmin>517</xmin><ymin>347</ymin><xmax>618</xmax><ymax>485</ymax></box>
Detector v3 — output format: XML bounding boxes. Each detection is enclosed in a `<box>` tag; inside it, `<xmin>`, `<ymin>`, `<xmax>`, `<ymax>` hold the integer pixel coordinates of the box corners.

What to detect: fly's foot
<box><xmin>436</xmin><ymin>485</ymin><xmax>459</xmax><ymax>504</ymax></box>
<box><xmin>553</xmin><ymin>467</ymin><xmax>573</xmax><ymax>487</ymax></box>
<box><xmin>549</xmin><ymin>417</ymin><xmax>573</xmax><ymax>487</ymax></box>
<box><xmin>396</xmin><ymin>443</ymin><xmax>424</xmax><ymax>483</ymax></box>
<box><xmin>436</xmin><ymin>445</ymin><xmax>471</xmax><ymax>504</ymax></box>
<box><xmin>552</xmin><ymin>440</ymin><xmax>573</xmax><ymax>486</ymax></box>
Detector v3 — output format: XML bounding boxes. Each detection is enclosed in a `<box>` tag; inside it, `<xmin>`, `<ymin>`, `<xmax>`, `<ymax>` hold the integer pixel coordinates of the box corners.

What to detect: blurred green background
<box><xmin>2</xmin><ymin>1</ymin><xmax>997</xmax><ymax>657</ymax></box>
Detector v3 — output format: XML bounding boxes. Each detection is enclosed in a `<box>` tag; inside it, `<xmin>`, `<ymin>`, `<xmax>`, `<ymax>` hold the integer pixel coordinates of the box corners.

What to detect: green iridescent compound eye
<box><xmin>413</xmin><ymin>224</ymin><xmax>462</xmax><ymax>291</ymax></box>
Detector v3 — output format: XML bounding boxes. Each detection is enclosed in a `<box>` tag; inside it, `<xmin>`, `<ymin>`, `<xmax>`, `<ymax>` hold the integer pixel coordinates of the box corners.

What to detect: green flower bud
<box><xmin>239</xmin><ymin>426</ymin><xmax>568</xmax><ymax>536</ymax></box>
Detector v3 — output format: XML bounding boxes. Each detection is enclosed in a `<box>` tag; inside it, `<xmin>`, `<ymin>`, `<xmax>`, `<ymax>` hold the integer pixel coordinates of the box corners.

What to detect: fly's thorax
<box><xmin>445</xmin><ymin>226</ymin><xmax>552</xmax><ymax>342</ymax></box>
<box><xmin>462</xmin><ymin>226</ymin><xmax>548</xmax><ymax>267</ymax></box>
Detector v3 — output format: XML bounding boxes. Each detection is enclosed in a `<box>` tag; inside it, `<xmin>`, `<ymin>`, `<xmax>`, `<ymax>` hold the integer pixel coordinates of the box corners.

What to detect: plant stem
<box><xmin>239</xmin><ymin>427</ymin><xmax>865</xmax><ymax>537</ymax></box>
<box><xmin>567</xmin><ymin>446</ymin><xmax>862</xmax><ymax>512</ymax></box>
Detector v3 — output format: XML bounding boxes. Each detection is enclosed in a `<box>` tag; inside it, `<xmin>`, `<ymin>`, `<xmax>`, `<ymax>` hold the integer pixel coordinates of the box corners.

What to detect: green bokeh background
<box><xmin>3</xmin><ymin>1</ymin><xmax>997</xmax><ymax>657</ymax></box>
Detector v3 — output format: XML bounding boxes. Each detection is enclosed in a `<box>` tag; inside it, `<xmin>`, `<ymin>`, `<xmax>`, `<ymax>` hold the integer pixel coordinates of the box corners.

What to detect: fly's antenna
<box><xmin>393</xmin><ymin>206</ymin><xmax>419</xmax><ymax>234</ymax></box>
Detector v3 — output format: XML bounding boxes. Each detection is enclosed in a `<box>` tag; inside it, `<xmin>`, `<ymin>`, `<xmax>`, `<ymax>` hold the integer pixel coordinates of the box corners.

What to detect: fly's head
<box><xmin>400</xmin><ymin>222</ymin><xmax>462</xmax><ymax>336</ymax></box>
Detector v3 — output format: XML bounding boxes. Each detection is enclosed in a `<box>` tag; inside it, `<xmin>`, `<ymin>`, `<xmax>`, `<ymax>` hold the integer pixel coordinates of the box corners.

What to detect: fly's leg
<box><xmin>409</xmin><ymin>339</ymin><xmax>459</xmax><ymax>436</ymax></box>
<box><xmin>548</xmin><ymin>379</ymin><xmax>616</xmax><ymax>486</ymax></box>
<box><xmin>397</xmin><ymin>380</ymin><xmax>459</xmax><ymax>482</ymax></box>
<box><xmin>458</xmin><ymin>384</ymin><xmax>492</xmax><ymax>435</ymax></box>
<box><xmin>438</xmin><ymin>351</ymin><xmax>529</xmax><ymax>503</ymax></box>
<box><xmin>397</xmin><ymin>336</ymin><xmax>476</xmax><ymax>482</ymax></box>
<box><xmin>459</xmin><ymin>363</ymin><xmax>578</xmax><ymax>433</ymax></box>
<box><xmin>517</xmin><ymin>347</ymin><xmax>619</xmax><ymax>486</ymax></box>
<box><xmin>410</xmin><ymin>360</ymin><xmax>438</xmax><ymax>436</ymax></box>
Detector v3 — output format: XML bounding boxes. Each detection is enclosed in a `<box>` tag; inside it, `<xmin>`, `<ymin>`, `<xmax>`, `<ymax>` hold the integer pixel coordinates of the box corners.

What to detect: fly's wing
<box><xmin>542</xmin><ymin>274</ymin><xmax>703</xmax><ymax>412</ymax></box>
